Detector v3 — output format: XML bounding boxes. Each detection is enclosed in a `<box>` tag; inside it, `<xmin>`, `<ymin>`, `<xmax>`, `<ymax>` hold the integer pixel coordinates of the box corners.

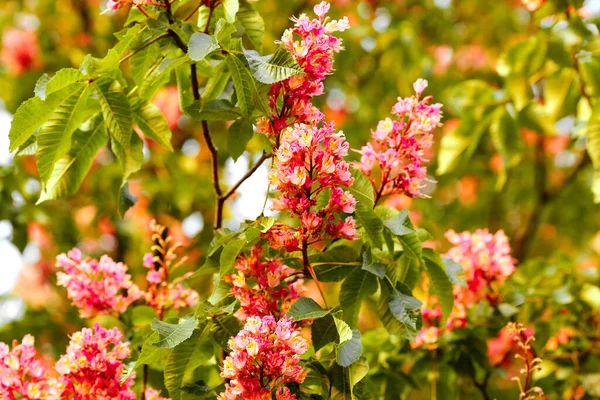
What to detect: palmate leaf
<box><xmin>377</xmin><ymin>280</ymin><xmax>421</xmax><ymax>340</ymax></box>
<box><xmin>139</xmin><ymin>55</ymin><xmax>190</xmax><ymax>100</ymax></box>
<box><xmin>185</xmin><ymin>99</ymin><xmax>242</xmax><ymax>121</ymax></box>
<box><xmin>9</xmin><ymin>82</ymin><xmax>87</xmax><ymax>152</ymax></box>
<box><xmin>330</xmin><ymin>357</ymin><xmax>369</xmax><ymax>400</ymax></box>
<box><xmin>226</xmin><ymin>54</ymin><xmax>253</xmax><ymax>116</ymax></box>
<box><xmin>111</xmin><ymin>133</ymin><xmax>144</xmax><ymax>186</ymax></box>
<box><xmin>348</xmin><ymin>169</ymin><xmax>375</xmax><ymax>209</ymax></box>
<box><xmin>35</xmin><ymin>68</ymin><xmax>83</xmax><ymax>100</ymax></box>
<box><xmin>311</xmin><ymin>314</ymin><xmax>338</xmax><ymax>352</ymax></box>
<box><xmin>354</xmin><ymin>202</ymin><xmax>384</xmax><ymax>249</ymax></box>
<box><xmin>94</xmin><ymin>83</ymin><xmax>133</xmax><ymax>148</ymax></box>
<box><xmin>287</xmin><ymin>297</ymin><xmax>330</xmax><ymax>321</ymax></box>
<box><xmin>209</xmin><ymin>314</ymin><xmax>242</xmax><ymax>349</ymax></box>
<box><xmin>219</xmin><ymin>238</ymin><xmax>245</xmax><ymax>275</ymax></box>
<box><xmin>164</xmin><ymin>326</ymin><xmax>213</xmax><ymax>400</ymax></box>
<box><xmin>339</xmin><ymin>269</ymin><xmax>378</xmax><ymax>327</ymax></box>
<box><xmin>131</xmin><ymin>99</ymin><xmax>173</xmax><ymax>151</ymax></box>
<box><xmin>238</xmin><ymin>0</ymin><xmax>265</xmax><ymax>49</ymax></box>
<box><xmin>227</xmin><ymin>118</ymin><xmax>253</xmax><ymax>161</ymax></box>
<box><xmin>201</xmin><ymin>61</ymin><xmax>231</xmax><ymax>101</ymax></box>
<box><xmin>222</xmin><ymin>0</ymin><xmax>239</xmax><ymax>23</ymax></box>
<box><xmin>151</xmin><ymin>316</ymin><xmax>198</xmax><ymax>349</ymax></box>
<box><xmin>37</xmin><ymin>83</ymin><xmax>92</xmax><ymax>184</ymax></box>
<box><xmin>188</xmin><ymin>32</ymin><xmax>220</xmax><ymax>62</ymax></box>
<box><xmin>336</xmin><ymin>329</ymin><xmax>363</xmax><ymax>368</ymax></box>
<box><xmin>244</xmin><ymin>47</ymin><xmax>303</xmax><ymax>84</ymax></box>
<box><xmin>130</xmin><ymin>42</ymin><xmax>162</xmax><ymax>87</ymax></box>
<box><xmin>38</xmin><ymin>115</ymin><xmax>108</xmax><ymax>203</ymax></box>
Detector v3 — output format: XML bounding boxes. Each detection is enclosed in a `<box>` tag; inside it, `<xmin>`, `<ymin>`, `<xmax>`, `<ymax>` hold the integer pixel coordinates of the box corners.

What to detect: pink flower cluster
<box><xmin>56</xmin><ymin>221</ymin><xmax>198</xmax><ymax>319</ymax></box>
<box><xmin>445</xmin><ymin>229</ymin><xmax>516</xmax><ymax>308</ymax></box>
<box><xmin>56</xmin><ymin>323</ymin><xmax>136</xmax><ymax>399</ymax></box>
<box><xmin>56</xmin><ymin>248</ymin><xmax>143</xmax><ymax>318</ymax></box>
<box><xmin>358</xmin><ymin>79</ymin><xmax>443</xmax><ymax>200</ymax></box>
<box><xmin>414</xmin><ymin>229</ymin><xmax>516</xmax><ymax>348</ymax></box>
<box><xmin>265</xmin><ymin>122</ymin><xmax>357</xmax><ymax>251</ymax></box>
<box><xmin>218</xmin><ymin>316</ymin><xmax>308</xmax><ymax>400</ymax></box>
<box><xmin>145</xmin><ymin>388</ymin><xmax>171</xmax><ymax>400</ymax></box>
<box><xmin>0</xmin><ymin>324</ymin><xmax>156</xmax><ymax>399</ymax></box>
<box><xmin>256</xmin><ymin>2</ymin><xmax>350</xmax><ymax>139</ymax></box>
<box><xmin>225</xmin><ymin>245</ymin><xmax>303</xmax><ymax>321</ymax></box>
<box><xmin>143</xmin><ymin>252</ymin><xmax>199</xmax><ymax>318</ymax></box>
<box><xmin>0</xmin><ymin>335</ymin><xmax>60</xmax><ymax>399</ymax></box>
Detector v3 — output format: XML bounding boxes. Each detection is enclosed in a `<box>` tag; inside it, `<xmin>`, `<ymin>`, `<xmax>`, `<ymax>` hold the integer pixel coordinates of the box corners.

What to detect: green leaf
<box><xmin>118</xmin><ymin>183</ymin><xmax>138</xmax><ymax>217</ymax></box>
<box><xmin>222</xmin><ymin>0</ymin><xmax>239</xmax><ymax>22</ymax></box>
<box><xmin>490</xmin><ymin>106</ymin><xmax>523</xmax><ymax>168</ymax></box>
<box><xmin>226</xmin><ymin>54</ymin><xmax>253</xmax><ymax>116</ymax></box>
<box><xmin>497</xmin><ymin>35</ymin><xmax>547</xmax><ymax>77</ymax></box>
<box><xmin>121</xmin><ymin>332</ymin><xmax>164</xmax><ymax>383</ymax></box>
<box><xmin>348</xmin><ymin>170</ymin><xmax>375</xmax><ymax>209</ymax></box>
<box><xmin>330</xmin><ymin>357</ymin><xmax>369</xmax><ymax>399</ymax></box>
<box><xmin>311</xmin><ymin>314</ymin><xmax>338</xmax><ymax>351</ymax></box>
<box><xmin>208</xmin><ymin>273</ymin><xmax>232</xmax><ymax>305</ymax></box>
<box><xmin>311</xmin><ymin>244</ymin><xmax>361</xmax><ymax>282</ymax></box>
<box><xmin>543</xmin><ymin>68</ymin><xmax>580</xmax><ymax>123</ymax></box>
<box><xmin>394</xmin><ymin>254</ymin><xmax>420</xmax><ymax>290</ymax></box>
<box><xmin>354</xmin><ymin>202</ymin><xmax>383</xmax><ymax>249</ymax></box>
<box><xmin>381</xmin><ymin>209</ymin><xmax>413</xmax><ymax>236</ymax></box>
<box><xmin>132</xmin><ymin>100</ymin><xmax>173</xmax><ymax>151</ymax></box>
<box><xmin>586</xmin><ymin>105</ymin><xmax>600</xmax><ymax>169</ymax></box>
<box><xmin>446</xmin><ymin>80</ymin><xmax>494</xmax><ymax>116</ymax></box>
<box><xmin>339</xmin><ymin>269</ymin><xmax>378</xmax><ymax>327</ymax></box>
<box><xmin>396</xmin><ymin>217</ymin><xmax>422</xmax><ymax>260</ymax></box>
<box><xmin>287</xmin><ymin>297</ymin><xmax>330</xmax><ymax>321</ymax></box>
<box><xmin>139</xmin><ymin>56</ymin><xmax>190</xmax><ymax>100</ymax></box>
<box><xmin>442</xmin><ymin>256</ymin><xmax>466</xmax><ymax>287</ymax></box>
<box><xmin>361</xmin><ymin>249</ymin><xmax>385</xmax><ymax>278</ymax></box>
<box><xmin>132</xmin><ymin>305</ymin><xmax>156</xmax><ymax>327</ymax></box>
<box><xmin>237</xmin><ymin>0</ymin><xmax>264</xmax><ymax>49</ymax></box>
<box><xmin>334</xmin><ymin>316</ymin><xmax>353</xmax><ymax>343</ymax></box>
<box><xmin>111</xmin><ymin>132</ymin><xmax>144</xmax><ymax>186</ymax></box>
<box><xmin>219</xmin><ymin>239</ymin><xmax>245</xmax><ymax>275</ymax></box>
<box><xmin>151</xmin><ymin>316</ymin><xmax>198</xmax><ymax>348</ymax></box>
<box><xmin>227</xmin><ymin>118</ymin><xmax>253</xmax><ymax>161</ymax></box>
<box><xmin>579</xmin><ymin>55</ymin><xmax>600</xmax><ymax>98</ymax></box>
<box><xmin>130</xmin><ymin>42</ymin><xmax>162</xmax><ymax>87</ymax></box>
<box><xmin>36</xmin><ymin>68</ymin><xmax>84</xmax><ymax>100</ymax></box>
<box><xmin>38</xmin><ymin>115</ymin><xmax>108</xmax><ymax>203</ymax></box>
<box><xmin>37</xmin><ymin>83</ymin><xmax>91</xmax><ymax>184</ymax></box>
<box><xmin>422</xmin><ymin>248</ymin><xmax>454</xmax><ymax>323</ymax></box>
<box><xmin>201</xmin><ymin>61</ymin><xmax>231</xmax><ymax>101</ymax></box>
<box><xmin>336</xmin><ymin>329</ymin><xmax>363</xmax><ymax>367</ymax></box>
<box><xmin>164</xmin><ymin>327</ymin><xmax>213</xmax><ymax>400</ymax></box>
<box><xmin>185</xmin><ymin>99</ymin><xmax>242</xmax><ymax>121</ymax></box>
<box><xmin>94</xmin><ymin>84</ymin><xmax>133</xmax><ymax>148</ymax></box>
<box><xmin>215</xmin><ymin>19</ymin><xmax>237</xmax><ymax>49</ymax></box>
<box><xmin>244</xmin><ymin>47</ymin><xmax>303</xmax><ymax>84</ymax></box>
<box><xmin>209</xmin><ymin>314</ymin><xmax>242</xmax><ymax>348</ymax></box>
<box><xmin>377</xmin><ymin>281</ymin><xmax>421</xmax><ymax>340</ymax></box>
<box><xmin>188</xmin><ymin>33</ymin><xmax>220</xmax><ymax>62</ymax></box>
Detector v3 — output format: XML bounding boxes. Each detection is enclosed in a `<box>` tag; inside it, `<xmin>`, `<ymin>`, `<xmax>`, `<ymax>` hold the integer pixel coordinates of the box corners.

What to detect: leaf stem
<box><xmin>302</xmin><ymin>240</ymin><xmax>329</xmax><ymax>308</ymax></box>
<box><xmin>120</xmin><ymin>33</ymin><xmax>169</xmax><ymax>64</ymax></box>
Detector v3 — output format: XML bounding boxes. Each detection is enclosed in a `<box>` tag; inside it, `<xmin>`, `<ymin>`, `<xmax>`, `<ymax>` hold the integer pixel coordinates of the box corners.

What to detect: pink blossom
<box><xmin>358</xmin><ymin>79</ymin><xmax>443</xmax><ymax>200</ymax></box>
<box><xmin>266</xmin><ymin>123</ymin><xmax>358</xmax><ymax>251</ymax></box>
<box><xmin>56</xmin><ymin>323</ymin><xmax>136</xmax><ymax>399</ymax></box>
<box><xmin>224</xmin><ymin>245</ymin><xmax>303</xmax><ymax>321</ymax></box>
<box><xmin>0</xmin><ymin>335</ymin><xmax>59</xmax><ymax>399</ymax></box>
<box><xmin>256</xmin><ymin>2</ymin><xmax>349</xmax><ymax>139</ymax></box>
<box><xmin>1</xmin><ymin>28</ymin><xmax>41</xmax><ymax>75</ymax></box>
<box><xmin>145</xmin><ymin>387</ymin><xmax>171</xmax><ymax>400</ymax></box>
<box><xmin>56</xmin><ymin>248</ymin><xmax>142</xmax><ymax>318</ymax></box>
<box><xmin>218</xmin><ymin>316</ymin><xmax>307</xmax><ymax>400</ymax></box>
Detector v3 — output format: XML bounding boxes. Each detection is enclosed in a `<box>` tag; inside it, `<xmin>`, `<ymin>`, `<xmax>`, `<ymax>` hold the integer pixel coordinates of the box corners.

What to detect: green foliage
<box><xmin>151</xmin><ymin>316</ymin><xmax>198</xmax><ymax>348</ymax></box>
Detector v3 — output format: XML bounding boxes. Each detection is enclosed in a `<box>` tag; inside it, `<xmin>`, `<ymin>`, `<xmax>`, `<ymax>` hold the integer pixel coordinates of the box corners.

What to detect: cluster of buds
<box><xmin>218</xmin><ymin>316</ymin><xmax>308</xmax><ymax>400</ymax></box>
<box><xmin>358</xmin><ymin>79</ymin><xmax>442</xmax><ymax>201</ymax></box>
<box><xmin>224</xmin><ymin>245</ymin><xmax>303</xmax><ymax>321</ymax></box>
<box><xmin>507</xmin><ymin>322</ymin><xmax>544</xmax><ymax>400</ymax></box>
<box><xmin>56</xmin><ymin>248</ymin><xmax>143</xmax><ymax>318</ymax></box>
<box><xmin>413</xmin><ymin>229</ymin><xmax>515</xmax><ymax>348</ymax></box>
<box><xmin>0</xmin><ymin>335</ymin><xmax>60</xmax><ymax>399</ymax></box>
<box><xmin>143</xmin><ymin>220</ymin><xmax>199</xmax><ymax>318</ymax></box>
<box><xmin>56</xmin><ymin>220</ymin><xmax>198</xmax><ymax>320</ymax></box>
<box><xmin>256</xmin><ymin>2</ymin><xmax>350</xmax><ymax>139</ymax></box>
<box><xmin>56</xmin><ymin>324</ymin><xmax>136</xmax><ymax>399</ymax></box>
<box><xmin>265</xmin><ymin>122</ymin><xmax>358</xmax><ymax>252</ymax></box>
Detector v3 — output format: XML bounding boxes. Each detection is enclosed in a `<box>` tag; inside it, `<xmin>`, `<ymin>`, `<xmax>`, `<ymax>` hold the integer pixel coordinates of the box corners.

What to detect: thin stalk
<box><xmin>302</xmin><ymin>240</ymin><xmax>329</xmax><ymax>308</ymax></box>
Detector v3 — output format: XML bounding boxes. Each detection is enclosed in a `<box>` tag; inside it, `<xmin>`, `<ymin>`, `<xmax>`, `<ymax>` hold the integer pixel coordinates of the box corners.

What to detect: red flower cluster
<box><xmin>224</xmin><ymin>245</ymin><xmax>303</xmax><ymax>321</ymax></box>
<box><xmin>56</xmin><ymin>248</ymin><xmax>143</xmax><ymax>318</ymax></box>
<box><xmin>358</xmin><ymin>79</ymin><xmax>442</xmax><ymax>200</ymax></box>
<box><xmin>218</xmin><ymin>316</ymin><xmax>308</xmax><ymax>400</ymax></box>
<box><xmin>256</xmin><ymin>1</ymin><xmax>350</xmax><ymax>139</ymax></box>
<box><xmin>0</xmin><ymin>335</ymin><xmax>59</xmax><ymax>399</ymax></box>
<box><xmin>265</xmin><ymin>122</ymin><xmax>358</xmax><ymax>251</ymax></box>
<box><xmin>56</xmin><ymin>323</ymin><xmax>136</xmax><ymax>399</ymax></box>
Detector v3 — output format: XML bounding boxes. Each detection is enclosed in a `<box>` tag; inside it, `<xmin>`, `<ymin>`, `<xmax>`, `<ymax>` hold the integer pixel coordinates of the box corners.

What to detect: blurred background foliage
<box><xmin>2</xmin><ymin>0</ymin><xmax>600</xmax><ymax>398</ymax></box>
